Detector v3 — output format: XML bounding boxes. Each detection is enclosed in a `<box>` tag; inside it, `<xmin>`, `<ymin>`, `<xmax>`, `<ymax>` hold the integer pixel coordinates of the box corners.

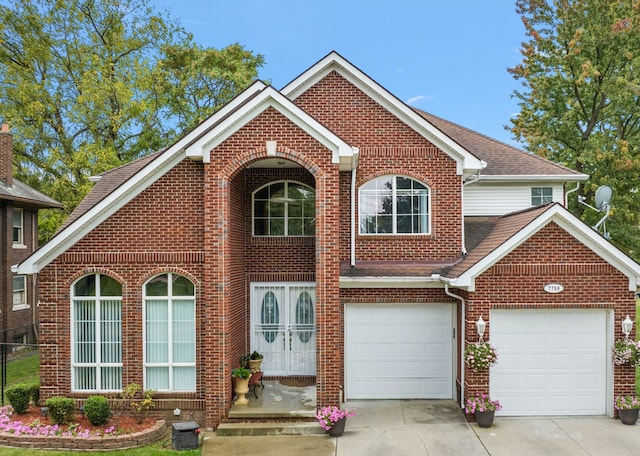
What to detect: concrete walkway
<box><xmin>203</xmin><ymin>400</ymin><xmax>640</xmax><ymax>456</ymax></box>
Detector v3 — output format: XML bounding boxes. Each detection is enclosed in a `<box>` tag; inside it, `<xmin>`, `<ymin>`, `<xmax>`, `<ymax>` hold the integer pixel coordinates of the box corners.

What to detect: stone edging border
<box><xmin>0</xmin><ymin>420</ymin><xmax>166</xmax><ymax>450</ymax></box>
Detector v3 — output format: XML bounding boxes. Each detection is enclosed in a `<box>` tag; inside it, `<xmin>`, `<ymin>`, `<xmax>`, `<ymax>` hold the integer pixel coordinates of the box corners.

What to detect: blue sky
<box><xmin>151</xmin><ymin>1</ymin><xmax>527</xmax><ymax>147</ymax></box>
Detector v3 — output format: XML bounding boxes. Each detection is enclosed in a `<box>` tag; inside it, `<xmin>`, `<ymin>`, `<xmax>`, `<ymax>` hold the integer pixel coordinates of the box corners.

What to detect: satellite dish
<box><xmin>594</xmin><ymin>185</ymin><xmax>612</xmax><ymax>211</ymax></box>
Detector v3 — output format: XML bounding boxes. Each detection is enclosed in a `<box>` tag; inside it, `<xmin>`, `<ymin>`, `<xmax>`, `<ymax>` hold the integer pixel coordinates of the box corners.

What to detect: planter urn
<box><xmin>234</xmin><ymin>377</ymin><xmax>250</xmax><ymax>405</ymax></box>
<box><xmin>475</xmin><ymin>410</ymin><xmax>495</xmax><ymax>428</ymax></box>
<box><xmin>619</xmin><ymin>409</ymin><xmax>639</xmax><ymax>425</ymax></box>
<box><xmin>328</xmin><ymin>417</ymin><xmax>347</xmax><ymax>437</ymax></box>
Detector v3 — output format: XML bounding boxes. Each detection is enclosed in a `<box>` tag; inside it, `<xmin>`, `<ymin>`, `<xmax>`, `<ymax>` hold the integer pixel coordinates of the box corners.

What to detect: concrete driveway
<box><xmin>203</xmin><ymin>400</ymin><xmax>640</xmax><ymax>455</ymax></box>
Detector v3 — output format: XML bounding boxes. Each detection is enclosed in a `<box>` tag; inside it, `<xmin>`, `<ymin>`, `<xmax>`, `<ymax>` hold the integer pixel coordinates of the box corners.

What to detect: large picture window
<box><xmin>359</xmin><ymin>175</ymin><xmax>430</xmax><ymax>234</ymax></box>
<box><xmin>144</xmin><ymin>273</ymin><xmax>196</xmax><ymax>391</ymax></box>
<box><xmin>253</xmin><ymin>181</ymin><xmax>315</xmax><ymax>236</ymax></box>
<box><xmin>71</xmin><ymin>274</ymin><xmax>122</xmax><ymax>391</ymax></box>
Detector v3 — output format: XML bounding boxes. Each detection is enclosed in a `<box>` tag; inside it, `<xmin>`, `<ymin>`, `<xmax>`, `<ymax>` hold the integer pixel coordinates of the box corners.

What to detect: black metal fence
<box><xmin>0</xmin><ymin>325</ymin><xmax>40</xmax><ymax>405</ymax></box>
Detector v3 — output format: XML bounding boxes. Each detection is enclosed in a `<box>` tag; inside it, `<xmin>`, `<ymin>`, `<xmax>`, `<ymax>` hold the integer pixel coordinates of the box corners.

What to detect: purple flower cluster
<box><xmin>614</xmin><ymin>395</ymin><xmax>640</xmax><ymax>410</ymax></box>
<box><xmin>0</xmin><ymin>405</ymin><xmax>117</xmax><ymax>438</ymax></box>
<box><xmin>464</xmin><ymin>342</ymin><xmax>498</xmax><ymax>371</ymax></box>
<box><xmin>612</xmin><ymin>339</ymin><xmax>640</xmax><ymax>366</ymax></box>
<box><xmin>315</xmin><ymin>406</ymin><xmax>355</xmax><ymax>431</ymax></box>
<box><xmin>465</xmin><ymin>393</ymin><xmax>502</xmax><ymax>414</ymax></box>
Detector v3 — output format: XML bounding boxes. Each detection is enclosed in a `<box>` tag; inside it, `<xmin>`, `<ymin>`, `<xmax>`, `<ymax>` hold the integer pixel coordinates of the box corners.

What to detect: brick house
<box><xmin>1</xmin><ymin>124</ymin><xmax>62</xmax><ymax>346</ymax></box>
<box><xmin>15</xmin><ymin>52</ymin><xmax>640</xmax><ymax>428</ymax></box>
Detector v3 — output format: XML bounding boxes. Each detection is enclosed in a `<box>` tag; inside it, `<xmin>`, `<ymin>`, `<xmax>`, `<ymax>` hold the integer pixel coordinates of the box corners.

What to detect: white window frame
<box><xmin>71</xmin><ymin>274</ymin><xmax>123</xmax><ymax>392</ymax></box>
<box><xmin>531</xmin><ymin>187</ymin><xmax>553</xmax><ymax>206</ymax></box>
<box><xmin>252</xmin><ymin>180</ymin><xmax>315</xmax><ymax>237</ymax></box>
<box><xmin>12</xmin><ymin>275</ymin><xmax>28</xmax><ymax>311</ymax></box>
<box><xmin>12</xmin><ymin>208</ymin><xmax>25</xmax><ymax>247</ymax></box>
<box><xmin>359</xmin><ymin>175</ymin><xmax>431</xmax><ymax>235</ymax></box>
<box><xmin>143</xmin><ymin>273</ymin><xmax>196</xmax><ymax>392</ymax></box>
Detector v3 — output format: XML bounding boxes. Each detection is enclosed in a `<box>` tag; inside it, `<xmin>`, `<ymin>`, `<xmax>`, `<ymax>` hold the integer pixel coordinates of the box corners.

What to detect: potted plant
<box><xmin>465</xmin><ymin>393</ymin><xmax>502</xmax><ymax>428</ymax></box>
<box><xmin>612</xmin><ymin>339</ymin><xmax>640</xmax><ymax>367</ymax></box>
<box><xmin>248</xmin><ymin>351</ymin><xmax>263</xmax><ymax>371</ymax></box>
<box><xmin>316</xmin><ymin>405</ymin><xmax>355</xmax><ymax>437</ymax></box>
<box><xmin>615</xmin><ymin>395</ymin><xmax>640</xmax><ymax>425</ymax></box>
<box><xmin>232</xmin><ymin>367</ymin><xmax>252</xmax><ymax>406</ymax></box>
<box><xmin>464</xmin><ymin>342</ymin><xmax>498</xmax><ymax>372</ymax></box>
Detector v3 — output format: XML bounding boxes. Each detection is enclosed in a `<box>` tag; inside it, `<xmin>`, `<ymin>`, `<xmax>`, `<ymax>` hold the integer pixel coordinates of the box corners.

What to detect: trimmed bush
<box><xmin>45</xmin><ymin>397</ymin><xmax>76</xmax><ymax>424</ymax></box>
<box><xmin>28</xmin><ymin>383</ymin><xmax>40</xmax><ymax>406</ymax></box>
<box><xmin>84</xmin><ymin>395</ymin><xmax>111</xmax><ymax>426</ymax></box>
<box><xmin>5</xmin><ymin>384</ymin><xmax>30</xmax><ymax>414</ymax></box>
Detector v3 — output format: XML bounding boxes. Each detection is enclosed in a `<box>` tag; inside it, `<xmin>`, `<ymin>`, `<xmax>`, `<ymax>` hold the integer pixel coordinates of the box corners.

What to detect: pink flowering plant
<box><xmin>0</xmin><ymin>405</ymin><xmax>117</xmax><ymax>438</ymax></box>
<box><xmin>316</xmin><ymin>405</ymin><xmax>355</xmax><ymax>430</ymax></box>
<box><xmin>465</xmin><ymin>393</ymin><xmax>502</xmax><ymax>414</ymax></box>
<box><xmin>614</xmin><ymin>396</ymin><xmax>640</xmax><ymax>410</ymax></box>
<box><xmin>464</xmin><ymin>342</ymin><xmax>498</xmax><ymax>371</ymax></box>
<box><xmin>612</xmin><ymin>339</ymin><xmax>640</xmax><ymax>367</ymax></box>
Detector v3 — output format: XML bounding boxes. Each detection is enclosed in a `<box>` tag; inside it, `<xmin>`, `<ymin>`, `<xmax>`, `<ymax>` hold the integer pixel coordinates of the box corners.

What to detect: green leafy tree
<box><xmin>0</xmin><ymin>0</ymin><xmax>264</xmax><ymax>240</ymax></box>
<box><xmin>509</xmin><ymin>0</ymin><xmax>640</xmax><ymax>259</ymax></box>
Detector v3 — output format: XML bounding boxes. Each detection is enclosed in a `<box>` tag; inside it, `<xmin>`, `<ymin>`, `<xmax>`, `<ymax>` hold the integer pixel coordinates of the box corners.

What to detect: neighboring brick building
<box><xmin>0</xmin><ymin>124</ymin><xmax>62</xmax><ymax>346</ymax></box>
<box><xmin>16</xmin><ymin>53</ymin><xmax>640</xmax><ymax>429</ymax></box>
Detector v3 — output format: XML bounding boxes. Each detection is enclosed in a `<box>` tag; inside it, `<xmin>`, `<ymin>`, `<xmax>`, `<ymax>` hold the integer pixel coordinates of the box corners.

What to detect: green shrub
<box><xmin>6</xmin><ymin>384</ymin><xmax>31</xmax><ymax>414</ymax></box>
<box><xmin>28</xmin><ymin>383</ymin><xmax>40</xmax><ymax>406</ymax></box>
<box><xmin>45</xmin><ymin>397</ymin><xmax>76</xmax><ymax>424</ymax></box>
<box><xmin>84</xmin><ymin>395</ymin><xmax>111</xmax><ymax>426</ymax></box>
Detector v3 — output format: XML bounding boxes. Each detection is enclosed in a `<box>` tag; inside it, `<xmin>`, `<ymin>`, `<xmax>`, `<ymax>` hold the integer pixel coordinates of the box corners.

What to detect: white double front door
<box><xmin>250</xmin><ymin>283</ymin><xmax>316</xmax><ymax>376</ymax></box>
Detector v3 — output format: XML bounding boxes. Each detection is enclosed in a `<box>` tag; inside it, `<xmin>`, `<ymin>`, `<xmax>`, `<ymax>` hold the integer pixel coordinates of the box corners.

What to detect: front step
<box><xmin>216</xmin><ymin>422</ymin><xmax>325</xmax><ymax>436</ymax></box>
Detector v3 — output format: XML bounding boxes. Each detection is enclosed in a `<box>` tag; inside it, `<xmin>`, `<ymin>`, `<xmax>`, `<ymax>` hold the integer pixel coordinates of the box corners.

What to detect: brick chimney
<box><xmin>0</xmin><ymin>123</ymin><xmax>12</xmax><ymax>187</ymax></box>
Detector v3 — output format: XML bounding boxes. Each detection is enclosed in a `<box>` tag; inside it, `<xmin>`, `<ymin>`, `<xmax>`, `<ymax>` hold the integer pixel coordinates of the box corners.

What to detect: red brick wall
<box><xmin>463</xmin><ymin>222</ymin><xmax>637</xmax><ymax>409</ymax></box>
<box><xmin>37</xmin><ymin>160</ymin><xmax>206</xmax><ymax>406</ymax></box>
<box><xmin>295</xmin><ymin>71</ymin><xmax>462</xmax><ymax>261</ymax></box>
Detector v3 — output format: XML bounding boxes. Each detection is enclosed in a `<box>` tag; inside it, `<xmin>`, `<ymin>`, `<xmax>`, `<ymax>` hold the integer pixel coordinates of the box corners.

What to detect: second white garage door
<box><xmin>490</xmin><ymin>309</ymin><xmax>609</xmax><ymax>415</ymax></box>
<box><xmin>345</xmin><ymin>303</ymin><xmax>454</xmax><ymax>399</ymax></box>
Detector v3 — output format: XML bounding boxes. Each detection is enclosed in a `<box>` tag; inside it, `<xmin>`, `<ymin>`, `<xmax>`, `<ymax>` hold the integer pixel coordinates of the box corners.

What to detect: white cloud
<box><xmin>406</xmin><ymin>95</ymin><xmax>433</xmax><ymax>105</ymax></box>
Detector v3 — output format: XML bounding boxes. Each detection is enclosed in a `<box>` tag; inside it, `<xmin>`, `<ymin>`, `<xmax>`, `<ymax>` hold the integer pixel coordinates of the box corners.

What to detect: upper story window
<box><xmin>71</xmin><ymin>274</ymin><xmax>122</xmax><ymax>392</ymax></box>
<box><xmin>253</xmin><ymin>181</ymin><xmax>315</xmax><ymax>236</ymax></box>
<box><xmin>12</xmin><ymin>209</ymin><xmax>23</xmax><ymax>245</ymax></box>
<box><xmin>531</xmin><ymin>187</ymin><xmax>553</xmax><ymax>206</ymax></box>
<box><xmin>13</xmin><ymin>275</ymin><xmax>27</xmax><ymax>310</ymax></box>
<box><xmin>359</xmin><ymin>175</ymin><xmax>430</xmax><ymax>235</ymax></box>
<box><xmin>144</xmin><ymin>273</ymin><xmax>196</xmax><ymax>392</ymax></box>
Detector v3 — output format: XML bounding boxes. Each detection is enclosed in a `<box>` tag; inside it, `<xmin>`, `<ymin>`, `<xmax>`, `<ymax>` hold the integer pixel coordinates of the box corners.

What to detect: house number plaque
<box><xmin>543</xmin><ymin>283</ymin><xmax>564</xmax><ymax>294</ymax></box>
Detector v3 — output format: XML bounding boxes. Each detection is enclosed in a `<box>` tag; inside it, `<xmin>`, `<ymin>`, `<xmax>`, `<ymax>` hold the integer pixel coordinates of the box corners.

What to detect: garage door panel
<box><xmin>491</xmin><ymin>309</ymin><xmax>607</xmax><ymax>416</ymax></box>
<box><xmin>346</xmin><ymin>303</ymin><xmax>453</xmax><ymax>399</ymax></box>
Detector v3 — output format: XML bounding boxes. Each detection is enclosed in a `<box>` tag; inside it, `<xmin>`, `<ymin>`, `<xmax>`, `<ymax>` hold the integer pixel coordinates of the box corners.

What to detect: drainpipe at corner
<box><xmin>565</xmin><ymin>181</ymin><xmax>580</xmax><ymax>207</ymax></box>
<box><xmin>442</xmin><ymin>278</ymin><xmax>465</xmax><ymax>410</ymax></box>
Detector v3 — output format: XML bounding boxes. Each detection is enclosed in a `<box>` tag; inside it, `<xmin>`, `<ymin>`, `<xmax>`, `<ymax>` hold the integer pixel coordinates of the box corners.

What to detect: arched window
<box><xmin>71</xmin><ymin>274</ymin><xmax>122</xmax><ymax>391</ymax></box>
<box><xmin>253</xmin><ymin>181</ymin><xmax>315</xmax><ymax>236</ymax></box>
<box><xmin>359</xmin><ymin>175</ymin><xmax>430</xmax><ymax>234</ymax></box>
<box><xmin>144</xmin><ymin>273</ymin><xmax>196</xmax><ymax>391</ymax></box>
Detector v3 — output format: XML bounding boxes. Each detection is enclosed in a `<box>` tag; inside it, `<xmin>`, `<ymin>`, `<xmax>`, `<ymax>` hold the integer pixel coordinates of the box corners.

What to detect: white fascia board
<box><xmin>454</xmin><ymin>204</ymin><xmax>640</xmax><ymax>291</ymax></box>
<box><xmin>185</xmin><ymin>86</ymin><xmax>356</xmax><ymax>169</ymax></box>
<box><xmin>183</xmin><ymin>81</ymin><xmax>267</xmax><ymax>161</ymax></box>
<box><xmin>339</xmin><ymin>276</ymin><xmax>443</xmax><ymax>288</ymax></box>
<box><xmin>478</xmin><ymin>174</ymin><xmax>589</xmax><ymax>182</ymax></box>
<box><xmin>281</xmin><ymin>52</ymin><xmax>484</xmax><ymax>176</ymax></box>
<box><xmin>15</xmin><ymin>148</ymin><xmax>186</xmax><ymax>275</ymax></box>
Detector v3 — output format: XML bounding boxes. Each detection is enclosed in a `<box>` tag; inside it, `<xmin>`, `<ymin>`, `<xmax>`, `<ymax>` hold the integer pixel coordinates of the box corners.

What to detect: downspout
<box><xmin>351</xmin><ymin>167</ymin><xmax>356</xmax><ymax>267</ymax></box>
<box><xmin>31</xmin><ymin>212</ymin><xmax>38</xmax><ymax>340</ymax></box>
<box><xmin>443</xmin><ymin>279</ymin><xmax>465</xmax><ymax>410</ymax></box>
<box><xmin>461</xmin><ymin>161</ymin><xmax>486</xmax><ymax>256</ymax></box>
<box><xmin>565</xmin><ymin>181</ymin><xmax>580</xmax><ymax>207</ymax></box>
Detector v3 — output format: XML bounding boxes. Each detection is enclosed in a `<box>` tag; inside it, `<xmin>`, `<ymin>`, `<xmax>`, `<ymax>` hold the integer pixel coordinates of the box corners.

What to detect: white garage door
<box><xmin>345</xmin><ymin>303</ymin><xmax>453</xmax><ymax>399</ymax></box>
<box><xmin>490</xmin><ymin>309</ymin><xmax>608</xmax><ymax>416</ymax></box>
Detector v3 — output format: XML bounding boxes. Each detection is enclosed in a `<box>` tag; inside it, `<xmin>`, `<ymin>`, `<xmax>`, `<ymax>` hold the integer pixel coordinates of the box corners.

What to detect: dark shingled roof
<box><xmin>59</xmin><ymin>150</ymin><xmax>164</xmax><ymax>231</ymax></box>
<box><xmin>414</xmin><ymin>109</ymin><xmax>584</xmax><ymax>178</ymax></box>
<box><xmin>0</xmin><ymin>179</ymin><xmax>63</xmax><ymax>209</ymax></box>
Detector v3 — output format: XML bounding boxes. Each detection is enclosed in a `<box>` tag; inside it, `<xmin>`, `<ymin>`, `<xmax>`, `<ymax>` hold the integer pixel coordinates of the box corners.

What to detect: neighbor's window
<box><xmin>71</xmin><ymin>274</ymin><xmax>122</xmax><ymax>391</ymax></box>
<box><xmin>359</xmin><ymin>175</ymin><xmax>430</xmax><ymax>234</ymax></box>
<box><xmin>12</xmin><ymin>209</ymin><xmax>23</xmax><ymax>245</ymax></box>
<box><xmin>531</xmin><ymin>187</ymin><xmax>553</xmax><ymax>206</ymax></box>
<box><xmin>253</xmin><ymin>181</ymin><xmax>315</xmax><ymax>236</ymax></box>
<box><xmin>13</xmin><ymin>275</ymin><xmax>27</xmax><ymax>309</ymax></box>
<box><xmin>144</xmin><ymin>273</ymin><xmax>196</xmax><ymax>391</ymax></box>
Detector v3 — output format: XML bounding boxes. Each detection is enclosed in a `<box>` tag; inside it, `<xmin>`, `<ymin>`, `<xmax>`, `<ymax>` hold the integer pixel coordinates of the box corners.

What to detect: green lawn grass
<box><xmin>6</xmin><ymin>351</ymin><xmax>39</xmax><ymax>387</ymax></box>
